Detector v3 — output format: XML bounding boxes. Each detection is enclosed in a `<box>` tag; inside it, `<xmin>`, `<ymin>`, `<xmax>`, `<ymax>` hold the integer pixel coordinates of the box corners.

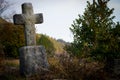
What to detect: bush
<box><xmin>37</xmin><ymin>34</ymin><xmax>55</xmax><ymax>56</ymax></box>
<box><xmin>0</xmin><ymin>20</ymin><xmax>25</xmax><ymax>58</ymax></box>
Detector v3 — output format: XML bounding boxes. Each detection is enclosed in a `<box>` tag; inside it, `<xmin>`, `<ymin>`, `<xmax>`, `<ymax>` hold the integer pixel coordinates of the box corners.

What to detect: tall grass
<box><xmin>0</xmin><ymin>57</ymin><xmax>114</xmax><ymax>80</ymax></box>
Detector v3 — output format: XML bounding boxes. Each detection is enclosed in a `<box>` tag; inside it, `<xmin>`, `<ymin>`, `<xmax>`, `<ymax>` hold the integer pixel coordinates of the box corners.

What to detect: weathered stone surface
<box><xmin>19</xmin><ymin>46</ymin><xmax>49</xmax><ymax>76</ymax></box>
<box><xmin>13</xmin><ymin>3</ymin><xmax>49</xmax><ymax>77</ymax></box>
<box><xmin>13</xmin><ymin>3</ymin><xmax>43</xmax><ymax>46</ymax></box>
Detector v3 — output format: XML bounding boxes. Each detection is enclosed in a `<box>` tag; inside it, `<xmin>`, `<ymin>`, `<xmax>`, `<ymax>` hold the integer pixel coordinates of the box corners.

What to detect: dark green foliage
<box><xmin>0</xmin><ymin>18</ymin><xmax>25</xmax><ymax>58</ymax></box>
<box><xmin>67</xmin><ymin>0</ymin><xmax>120</xmax><ymax>61</ymax></box>
<box><xmin>37</xmin><ymin>34</ymin><xmax>55</xmax><ymax>56</ymax></box>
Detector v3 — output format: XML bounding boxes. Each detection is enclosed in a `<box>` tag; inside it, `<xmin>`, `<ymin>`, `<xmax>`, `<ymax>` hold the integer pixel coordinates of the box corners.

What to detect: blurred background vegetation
<box><xmin>0</xmin><ymin>0</ymin><xmax>120</xmax><ymax>79</ymax></box>
<box><xmin>0</xmin><ymin>18</ymin><xmax>25</xmax><ymax>58</ymax></box>
<box><xmin>0</xmin><ymin>17</ymin><xmax>66</xmax><ymax>58</ymax></box>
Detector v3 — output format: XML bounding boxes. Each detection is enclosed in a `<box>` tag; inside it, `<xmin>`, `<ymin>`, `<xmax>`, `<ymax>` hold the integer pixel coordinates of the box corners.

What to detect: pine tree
<box><xmin>69</xmin><ymin>0</ymin><xmax>120</xmax><ymax>60</ymax></box>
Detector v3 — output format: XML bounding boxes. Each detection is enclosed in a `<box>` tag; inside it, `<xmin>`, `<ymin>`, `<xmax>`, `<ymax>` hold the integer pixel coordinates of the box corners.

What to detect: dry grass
<box><xmin>48</xmin><ymin>57</ymin><xmax>106</xmax><ymax>80</ymax></box>
<box><xmin>0</xmin><ymin>57</ymin><xmax>118</xmax><ymax>80</ymax></box>
<box><xmin>3</xmin><ymin>59</ymin><xmax>19</xmax><ymax>67</ymax></box>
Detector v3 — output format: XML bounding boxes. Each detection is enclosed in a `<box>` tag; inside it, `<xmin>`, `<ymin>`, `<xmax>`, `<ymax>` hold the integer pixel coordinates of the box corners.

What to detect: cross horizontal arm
<box><xmin>35</xmin><ymin>13</ymin><xmax>43</xmax><ymax>24</ymax></box>
<box><xmin>13</xmin><ymin>14</ymin><xmax>24</xmax><ymax>25</ymax></box>
<box><xmin>13</xmin><ymin>13</ymin><xmax>43</xmax><ymax>25</ymax></box>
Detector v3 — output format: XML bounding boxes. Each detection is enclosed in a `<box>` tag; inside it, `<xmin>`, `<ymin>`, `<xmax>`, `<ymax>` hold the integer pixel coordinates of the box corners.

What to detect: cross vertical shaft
<box><xmin>13</xmin><ymin>3</ymin><xmax>49</xmax><ymax>77</ymax></box>
<box><xmin>13</xmin><ymin>3</ymin><xmax>43</xmax><ymax>46</ymax></box>
<box><xmin>22</xmin><ymin>3</ymin><xmax>36</xmax><ymax>46</ymax></box>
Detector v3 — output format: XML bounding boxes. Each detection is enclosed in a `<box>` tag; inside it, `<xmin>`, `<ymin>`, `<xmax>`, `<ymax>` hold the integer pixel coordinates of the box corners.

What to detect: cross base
<box><xmin>19</xmin><ymin>46</ymin><xmax>49</xmax><ymax>77</ymax></box>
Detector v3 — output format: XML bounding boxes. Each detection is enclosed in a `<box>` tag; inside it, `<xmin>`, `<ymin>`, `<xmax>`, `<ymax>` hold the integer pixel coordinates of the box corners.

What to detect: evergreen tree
<box><xmin>69</xmin><ymin>0</ymin><xmax>120</xmax><ymax>60</ymax></box>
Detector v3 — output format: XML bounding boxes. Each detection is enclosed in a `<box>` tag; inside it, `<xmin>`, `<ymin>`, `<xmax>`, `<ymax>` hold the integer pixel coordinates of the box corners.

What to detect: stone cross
<box><xmin>13</xmin><ymin>3</ymin><xmax>49</xmax><ymax>76</ymax></box>
<box><xmin>13</xmin><ymin>3</ymin><xmax>43</xmax><ymax>46</ymax></box>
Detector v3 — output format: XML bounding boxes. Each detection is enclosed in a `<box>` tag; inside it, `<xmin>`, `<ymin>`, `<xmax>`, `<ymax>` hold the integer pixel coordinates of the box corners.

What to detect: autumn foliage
<box><xmin>0</xmin><ymin>18</ymin><xmax>25</xmax><ymax>58</ymax></box>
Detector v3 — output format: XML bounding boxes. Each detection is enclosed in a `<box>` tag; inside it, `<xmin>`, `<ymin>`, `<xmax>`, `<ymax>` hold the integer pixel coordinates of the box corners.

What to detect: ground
<box><xmin>0</xmin><ymin>57</ymin><xmax>119</xmax><ymax>80</ymax></box>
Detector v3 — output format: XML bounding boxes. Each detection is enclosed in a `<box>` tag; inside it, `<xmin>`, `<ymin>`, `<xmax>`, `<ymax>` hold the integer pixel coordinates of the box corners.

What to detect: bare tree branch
<box><xmin>0</xmin><ymin>0</ymin><xmax>10</xmax><ymax>16</ymax></box>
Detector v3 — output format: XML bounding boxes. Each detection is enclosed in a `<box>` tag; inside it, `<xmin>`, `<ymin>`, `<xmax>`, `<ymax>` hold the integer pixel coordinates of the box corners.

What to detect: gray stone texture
<box><xmin>19</xmin><ymin>46</ymin><xmax>49</xmax><ymax>76</ymax></box>
<box><xmin>13</xmin><ymin>3</ymin><xmax>43</xmax><ymax>46</ymax></box>
<box><xmin>13</xmin><ymin>3</ymin><xmax>49</xmax><ymax>77</ymax></box>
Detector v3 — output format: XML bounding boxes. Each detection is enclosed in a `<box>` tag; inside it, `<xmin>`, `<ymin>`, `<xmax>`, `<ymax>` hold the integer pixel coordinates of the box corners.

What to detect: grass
<box><xmin>0</xmin><ymin>57</ymin><xmax>119</xmax><ymax>80</ymax></box>
<box><xmin>3</xmin><ymin>59</ymin><xmax>19</xmax><ymax>67</ymax></box>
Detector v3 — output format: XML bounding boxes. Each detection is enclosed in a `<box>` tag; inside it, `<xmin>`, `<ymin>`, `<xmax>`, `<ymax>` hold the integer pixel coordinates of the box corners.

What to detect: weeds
<box><xmin>0</xmin><ymin>56</ymin><xmax>117</xmax><ymax>80</ymax></box>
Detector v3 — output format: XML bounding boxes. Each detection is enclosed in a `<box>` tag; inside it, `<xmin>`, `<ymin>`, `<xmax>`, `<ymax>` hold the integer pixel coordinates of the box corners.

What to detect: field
<box><xmin>1</xmin><ymin>56</ymin><xmax>118</xmax><ymax>80</ymax></box>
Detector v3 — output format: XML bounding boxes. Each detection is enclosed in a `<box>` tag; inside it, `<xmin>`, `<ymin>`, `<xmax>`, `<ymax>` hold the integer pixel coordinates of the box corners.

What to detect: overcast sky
<box><xmin>4</xmin><ymin>0</ymin><xmax>120</xmax><ymax>42</ymax></box>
